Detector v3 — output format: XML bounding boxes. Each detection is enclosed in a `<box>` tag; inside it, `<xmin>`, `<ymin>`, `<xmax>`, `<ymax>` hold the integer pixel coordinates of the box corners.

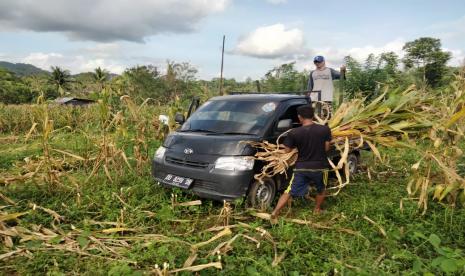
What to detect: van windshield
<box><xmin>180</xmin><ymin>100</ymin><xmax>277</xmax><ymax>135</ymax></box>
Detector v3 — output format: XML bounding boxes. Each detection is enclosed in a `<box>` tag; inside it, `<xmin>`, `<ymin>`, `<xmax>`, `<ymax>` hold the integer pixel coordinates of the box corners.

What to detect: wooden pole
<box><xmin>219</xmin><ymin>35</ymin><xmax>225</xmax><ymax>95</ymax></box>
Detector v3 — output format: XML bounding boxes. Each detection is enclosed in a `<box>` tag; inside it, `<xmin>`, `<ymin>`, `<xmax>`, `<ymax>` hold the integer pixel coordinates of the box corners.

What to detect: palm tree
<box><xmin>92</xmin><ymin>67</ymin><xmax>109</xmax><ymax>91</ymax></box>
<box><xmin>49</xmin><ymin>66</ymin><xmax>72</xmax><ymax>96</ymax></box>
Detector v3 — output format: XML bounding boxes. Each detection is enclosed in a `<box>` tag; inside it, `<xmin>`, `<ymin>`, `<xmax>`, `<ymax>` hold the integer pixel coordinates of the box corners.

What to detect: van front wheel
<box><xmin>247</xmin><ymin>178</ymin><xmax>276</xmax><ymax>208</ymax></box>
<box><xmin>347</xmin><ymin>153</ymin><xmax>359</xmax><ymax>174</ymax></box>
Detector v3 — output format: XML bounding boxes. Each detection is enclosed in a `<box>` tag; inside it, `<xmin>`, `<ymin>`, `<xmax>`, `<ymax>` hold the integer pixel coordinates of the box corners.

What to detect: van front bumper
<box><xmin>152</xmin><ymin>158</ymin><xmax>254</xmax><ymax>201</ymax></box>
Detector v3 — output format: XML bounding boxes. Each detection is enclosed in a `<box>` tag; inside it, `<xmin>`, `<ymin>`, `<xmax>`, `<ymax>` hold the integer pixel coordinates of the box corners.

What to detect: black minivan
<box><xmin>152</xmin><ymin>93</ymin><xmax>359</xmax><ymax>206</ymax></box>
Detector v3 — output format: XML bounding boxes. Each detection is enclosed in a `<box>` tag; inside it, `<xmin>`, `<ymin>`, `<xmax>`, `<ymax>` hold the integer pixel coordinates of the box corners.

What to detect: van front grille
<box><xmin>165</xmin><ymin>156</ymin><xmax>209</xmax><ymax>169</ymax></box>
<box><xmin>192</xmin><ymin>180</ymin><xmax>217</xmax><ymax>191</ymax></box>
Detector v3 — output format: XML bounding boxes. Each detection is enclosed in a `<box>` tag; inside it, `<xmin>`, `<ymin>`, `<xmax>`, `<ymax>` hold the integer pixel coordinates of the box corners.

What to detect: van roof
<box><xmin>210</xmin><ymin>93</ymin><xmax>308</xmax><ymax>102</ymax></box>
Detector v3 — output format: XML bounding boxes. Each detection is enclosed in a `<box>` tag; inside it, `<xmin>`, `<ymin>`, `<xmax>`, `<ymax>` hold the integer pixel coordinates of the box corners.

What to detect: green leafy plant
<box><xmin>411</xmin><ymin>232</ymin><xmax>465</xmax><ymax>274</ymax></box>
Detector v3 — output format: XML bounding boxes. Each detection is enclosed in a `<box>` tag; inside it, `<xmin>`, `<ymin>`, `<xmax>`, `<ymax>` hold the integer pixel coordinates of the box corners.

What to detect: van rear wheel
<box><xmin>247</xmin><ymin>178</ymin><xmax>276</xmax><ymax>208</ymax></box>
<box><xmin>346</xmin><ymin>153</ymin><xmax>358</xmax><ymax>174</ymax></box>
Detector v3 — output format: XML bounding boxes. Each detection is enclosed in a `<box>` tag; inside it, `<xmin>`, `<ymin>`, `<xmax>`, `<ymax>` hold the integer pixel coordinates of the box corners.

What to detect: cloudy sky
<box><xmin>0</xmin><ymin>0</ymin><xmax>464</xmax><ymax>80</ymax></box>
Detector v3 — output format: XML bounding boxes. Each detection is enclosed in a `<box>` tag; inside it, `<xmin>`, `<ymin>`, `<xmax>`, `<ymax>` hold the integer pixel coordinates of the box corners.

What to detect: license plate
<box><xmin>163</xmin><ymin>174</ymin><xmax>193</xmax><ymax>189</ymax></box>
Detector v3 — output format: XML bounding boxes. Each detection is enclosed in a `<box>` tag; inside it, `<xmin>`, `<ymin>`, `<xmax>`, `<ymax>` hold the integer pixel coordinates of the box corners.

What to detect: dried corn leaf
<box><xmin>0</xmin><ymin>211</ymin><xmax>29</xmax><ymax>222</ymax></box>
<box><xmin>192</xmin><ymin>228</ymin><xmax>232</xmax><ymax>249</ymax></box>
<box><xmin>101</xmin><ymin>227</ymin><xmax>138</xmax><ymax>234</ymax></box>
<box><xmin>169</xmin><ymin>262</ymin><xmax>222</xmax><ymax>273</ymax></box>
<box><xmin>175</xmin><ymin>200</ymin><xmax>202</xmax><ymax>207</ymax></box>
<box><xmin>0</xmin><ymin>249</ymin><xmax>24</xmax><ymax>261</ymax></box>
<box><xmin>363</xmin><ymin>215</ymin><xmax>387</xmax><ymax>238</ymax></box>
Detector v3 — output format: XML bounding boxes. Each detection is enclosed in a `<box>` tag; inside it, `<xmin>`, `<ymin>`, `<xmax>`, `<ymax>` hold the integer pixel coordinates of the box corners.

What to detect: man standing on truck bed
<box><xmin>308</xmin><ymin>55</ymin><xmax>346</xmax><ymax>106</ymax></box>
<box><xmin>271</xmin><ymin>104</ymin><xmax>331</xmax><ymax>221</ymax></box>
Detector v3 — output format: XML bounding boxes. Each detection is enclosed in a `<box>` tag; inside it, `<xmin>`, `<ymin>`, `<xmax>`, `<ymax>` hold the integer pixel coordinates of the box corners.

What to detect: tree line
<box><xmin>0</xmin><ymin>37</ymin><xmax>459</xmax><ymax>105</ymax></box>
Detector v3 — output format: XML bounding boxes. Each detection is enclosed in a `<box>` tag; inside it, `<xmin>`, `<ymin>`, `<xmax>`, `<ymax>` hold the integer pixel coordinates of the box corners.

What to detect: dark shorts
<box><xmin>285</xmin><ymin>170</ymin><xmax>328</xmax><ymax>197</ymax></box>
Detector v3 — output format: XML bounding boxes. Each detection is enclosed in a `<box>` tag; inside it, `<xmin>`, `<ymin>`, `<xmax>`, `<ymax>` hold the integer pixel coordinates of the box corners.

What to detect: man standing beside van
<box><xmin>271</xmin><ymin>105</ymin><xmax>331</xmax><ymax>221</ymax></box>
<box><xmin>308</xmin><ymin>55</ymin><xmax>346</xmax><ymax>105</ymax></box>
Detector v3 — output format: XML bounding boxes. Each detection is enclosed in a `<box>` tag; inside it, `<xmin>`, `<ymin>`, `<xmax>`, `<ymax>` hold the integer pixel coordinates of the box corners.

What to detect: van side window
<box><xmin>279</xmin><ymin>105</ymin><xmax>303</xmax><ymax>129</ymax></box>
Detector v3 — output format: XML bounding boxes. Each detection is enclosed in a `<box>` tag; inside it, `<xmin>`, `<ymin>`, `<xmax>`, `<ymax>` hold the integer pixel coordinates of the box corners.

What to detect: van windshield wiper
<box><xmin>219</xmin><ymin>132</ymin><xmax>257</xmax><ymax>136</ymax></box>
<box><xmin>179</xmin><ymin>129</ymin><xmax>219</xmax><ymax>133</ymax></box>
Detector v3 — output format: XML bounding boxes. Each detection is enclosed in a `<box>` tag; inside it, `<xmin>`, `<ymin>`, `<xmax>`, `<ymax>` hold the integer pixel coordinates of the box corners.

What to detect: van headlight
<box><xmin>214</xmin><ymin>156</ymin><xmax>254</xmax><ymax>171</ymax></box>
<box><xmin>154</xmin><ymin>146</ymin><xmax>166</xmax><ymax>160</ymax></box>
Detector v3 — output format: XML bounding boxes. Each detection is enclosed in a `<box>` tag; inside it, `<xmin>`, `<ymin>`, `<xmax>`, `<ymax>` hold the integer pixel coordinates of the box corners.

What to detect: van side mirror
<box><xmin>174</xmin><ymin>113</ymin><xmax>185</xmax><ymax>124</ymax></box>
<box><xmin>276</xmin><ymin>119</ymin><xmax>292</xmax><ymax>132</ymax></box>
<box><xmin>158</xmin><ymin>114</ymin><xmax>169</xmax><ymax>125</ymax></box>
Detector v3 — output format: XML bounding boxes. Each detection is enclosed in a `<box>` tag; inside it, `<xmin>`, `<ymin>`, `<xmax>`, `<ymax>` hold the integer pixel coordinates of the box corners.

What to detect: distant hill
<box><xmin>0</xmin><ymin>61</ymin><xmax>49</xmax><ymax>76</ymax></box>
<box><xmin>73</xmin><ymin>72</ymin><xmax>94</xmax><ymax>80</ymax></box>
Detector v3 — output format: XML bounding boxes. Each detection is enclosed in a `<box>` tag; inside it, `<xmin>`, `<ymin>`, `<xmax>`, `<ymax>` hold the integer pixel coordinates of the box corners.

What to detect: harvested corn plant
<box><xmin>250</xmin><ymin>85</ymin><xmax>433</xmax><ymax>195</ymax></box>
<box><xmin>408</xmin><ymin>68</ymin><xmax>465</xmax><ymax>213</ymax></box>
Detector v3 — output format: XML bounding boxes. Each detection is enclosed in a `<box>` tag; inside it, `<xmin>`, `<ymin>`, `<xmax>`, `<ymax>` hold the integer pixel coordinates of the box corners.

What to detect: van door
<box><xmin>263</xmin><ymin>100</ymin><xmax>307</xmax><ymax>191</ymax></box>
<box><xmin>266</xmin><ymin>100</ymin><xmax>307</xmax><ymax>143</ymax></box>
<box><xmin>187</xmin><ymin>96</ymin><xmax>201</xmax><ymax>119</ymax></box>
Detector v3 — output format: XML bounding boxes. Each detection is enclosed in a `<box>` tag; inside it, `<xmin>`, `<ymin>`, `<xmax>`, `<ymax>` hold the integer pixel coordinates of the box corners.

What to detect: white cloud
<box><xmin>0</xmin><ymin>0</ymin><xmax>230</xmax><ymax>42</ymax></box>
<box><xmin>21</xmin><ymin>52</ymin><xmax>126</xmax><ymax>74</ymax></box>
<box><xmin>428</xmin><ymin>15</ymin><xmax>465</xmax><ymax>41</ymax></box>
<box><xmin>232</xmin><ymin>24</ymin><xmax>406</xmax><ymax>67</ymax></box>
<box><xmin>81</xmin><ymin>43</ymin><xmax>122</xmax><ymax>58</ymax></box>
<box><xmin>445</xmin><ymin>48</ymin><xmax>465</xmax><ymax>66</ymax></box>
<box><xmin>232</xmin><ymin>24</ymin><xmax>307</xmax><ymax>59</ymax></box>
<box><xmin>265</xmin><ymin>0</ymin><xmax>288</xmax><ymax>4</ymax></box>
<box><xmin>80</xmin><ymin>59</ymin><xmax>125</xmax><ymax>74</ymax></box>
<box><xmin>287</xmin><ymin>39</ymin><xmax>406</xmax><ymax>71</ymax></box>
<box><xmin>22</xmin><ymin>53</ymin><xmax>66</xmax><ymax>70</ymax></box>
<box><xmin>348</xmin><ymin>40</ymin><xmax>405</xmax><ymax>61</ymax></box>
<box><xmin>295</xmin><ymin>38</ymin><xmax>465</xmax><ymax>71</ymax></box>
<box><xmin>311</xmin><ymin>39</ymin><xmax>406</xmax><ymax>67</ymax></box>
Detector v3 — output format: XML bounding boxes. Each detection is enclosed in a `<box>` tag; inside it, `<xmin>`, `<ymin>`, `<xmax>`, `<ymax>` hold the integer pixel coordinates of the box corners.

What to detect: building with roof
<box><xmin>54</xmin><ymin>97</ymin><xmax>95</xmax><ymax>106</ymax></box>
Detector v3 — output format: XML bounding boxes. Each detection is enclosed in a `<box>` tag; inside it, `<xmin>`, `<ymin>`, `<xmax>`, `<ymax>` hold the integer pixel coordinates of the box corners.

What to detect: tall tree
<box><xmin>364</xmin><ymin>54</ymin><xmax>377</xmax><ymax>70</ymax></box>
<box><xmin>402</xmin><ymin>37</ymin><xmax>451</xmax><ymax>87</ymax></box>
<box><xmin>165</xmin><ymin>61</ymin><xmax>199</xmax><ymax>101</ymax></box>
<box><xmin>262</xmin><ymin>62</ymin><xmax>306</xmax><ymax>92</ymax></box>
<box><xmin>344</xmin><ymin>53</ymin><xmax>403</xmax><ymax>100</ymax></box>
<box><xmin>378</xmin><ymin>52</ymin><xmax>399</xmax><ymax>75</ymax></box>
<box><xmin>121</xmin><ymin>65</ymin><xmax>166</xmax><ymax>103</ymax></box>
<box><xmin>49</xmin><ymin>66</ymin><xmax>72</xmax><ymax>96</ymax></box>
<box><xmin>92</xmin><ymin>67</ymin><xmax>109</xmax><ymax>91</ymax></box>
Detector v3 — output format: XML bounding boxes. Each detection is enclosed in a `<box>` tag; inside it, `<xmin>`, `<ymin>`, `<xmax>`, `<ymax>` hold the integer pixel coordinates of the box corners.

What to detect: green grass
<box><xmin>1</xmin><ymin>135</ymin><xmax>465</xmax><ymax>275</ymax></box>
<box><xmin>0</xmin><ymin>139</ymin><xmax>41</xmax><ymax>170</ymax></box>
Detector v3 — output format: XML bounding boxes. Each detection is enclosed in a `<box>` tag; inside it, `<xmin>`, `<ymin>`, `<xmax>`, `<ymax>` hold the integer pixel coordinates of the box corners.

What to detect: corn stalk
<box><xmin>120</xmin><ymin>95</ymin><xmax>153</xmax><ymax>174</ymax></box>
<box><xmin>408</xmin><ymin>68</ymin><xmax>465</xmax><ymax>213</ymax></box>
<box><xmin>249</xmin><ymin>85</ymin><xmax>432</xmax><ymax>192</ymax></box>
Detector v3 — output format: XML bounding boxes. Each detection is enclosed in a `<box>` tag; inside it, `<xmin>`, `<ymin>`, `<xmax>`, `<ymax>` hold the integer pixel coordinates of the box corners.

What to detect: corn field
<box><xmin>0</xmin><ymin>71</ymin><xmax>465</xmax><ymax>274</ymax></box>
